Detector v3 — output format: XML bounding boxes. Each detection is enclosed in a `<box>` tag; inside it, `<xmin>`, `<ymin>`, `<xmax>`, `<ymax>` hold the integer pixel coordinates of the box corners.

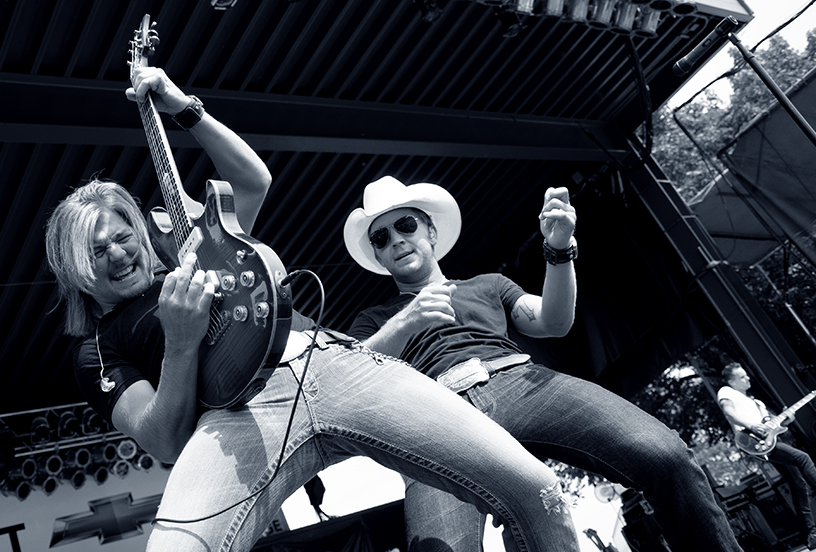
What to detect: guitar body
<box><xmin>735</xmin><ymin>424</ymin><xmax>787</xmax><ymax>456</ymax></box>
<box><xmin>148</xmin><ymin>179</ymin><xmax>292</xmax><ymax>409</ymax></box>
<box><xmin>732</xmin><ymin>389</ymin><xmax>816</xmax><ymax>456</ymax></box>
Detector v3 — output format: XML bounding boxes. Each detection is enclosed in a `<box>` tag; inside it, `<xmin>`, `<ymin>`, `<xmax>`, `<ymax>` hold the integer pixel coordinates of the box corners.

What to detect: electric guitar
<box><xmin>735</xmin><ymin>390</ymin><xmax>816</xmax><ymax>456</ymax></box>
<box><xmin>129</xmin><ymin>14</ymin><xmax>292</xmax><ymax>409</ymax></box>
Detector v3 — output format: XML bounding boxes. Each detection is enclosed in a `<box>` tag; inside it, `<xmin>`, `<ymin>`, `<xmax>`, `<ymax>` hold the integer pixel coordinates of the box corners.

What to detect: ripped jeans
<box><xmin>404</xmin><ymin>363</ymin><xmax>743</xmax><ymax>552</ymax></box>
<box><xmin>147</xmin><ymin>341</ymin><xmax>579</xmax><ymax>552</ymax></box>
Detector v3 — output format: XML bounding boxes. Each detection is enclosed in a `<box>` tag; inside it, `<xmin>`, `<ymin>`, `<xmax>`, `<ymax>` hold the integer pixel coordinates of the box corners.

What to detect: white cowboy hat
<box><xmin>344</xmin><ymin>176</ymin><xmax>462</xmax><ymax>275</ymax></box>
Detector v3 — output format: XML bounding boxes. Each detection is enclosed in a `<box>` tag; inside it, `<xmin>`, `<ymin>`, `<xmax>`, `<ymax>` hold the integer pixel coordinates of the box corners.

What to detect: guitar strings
<box><xmin>151</xmin><ymin>269</ymin><xmax>324</xmax><ymax>527</ymax></box>
<box><xmin>138</xmin><ymin>93</ymin><xmax>224</xmax><ymax>339</ymax></box>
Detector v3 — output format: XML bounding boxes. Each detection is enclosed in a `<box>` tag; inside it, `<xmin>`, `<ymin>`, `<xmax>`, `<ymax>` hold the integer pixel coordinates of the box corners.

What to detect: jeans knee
<box><xmin>540</xmin><ymin>480</ymin><xmax>569</xmax><ymax>514</ymax></box>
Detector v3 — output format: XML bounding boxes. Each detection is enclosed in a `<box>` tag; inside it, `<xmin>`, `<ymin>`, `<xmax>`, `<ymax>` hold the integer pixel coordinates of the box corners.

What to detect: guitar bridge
<box><xmin>206</xmin><ymin>308</ymin><xmax>231</xmax><ymax>345</ymax></box>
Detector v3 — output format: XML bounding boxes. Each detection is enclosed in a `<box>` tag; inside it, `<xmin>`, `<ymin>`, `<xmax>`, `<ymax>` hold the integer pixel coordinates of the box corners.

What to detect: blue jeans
<box><xmin>404</xmin><ymin>363</ymin><xmax>743</xmax><ymax>552</ymax></box>
<box><xmin>147</xmin><ymin>343</ymin><xmax>579</xmax><ymax>552</ymax></box>
<box><xmin>769</xmin><ymin>441</ymin><xmax>816</xmax><ymax>533</ymax></box>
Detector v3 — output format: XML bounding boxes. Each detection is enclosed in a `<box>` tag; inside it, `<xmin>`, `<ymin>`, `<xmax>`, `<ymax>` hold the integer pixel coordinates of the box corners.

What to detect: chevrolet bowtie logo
<box><xmin>50</xmin><ymin>493</ymin><xmax>161</xmax><ymax>547</ymax></box>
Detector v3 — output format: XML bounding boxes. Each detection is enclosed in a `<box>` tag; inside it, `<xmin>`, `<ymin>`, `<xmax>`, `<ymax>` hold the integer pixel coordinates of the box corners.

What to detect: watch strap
<box><xmin>542</xmin><ymin>237</ymin><xmax>577</xmax><ymax>265</ymax></box>
<box><xmin>171</xmin><ymin>96</ymin><xmax>204</xmax><ymax>130</ymax></box>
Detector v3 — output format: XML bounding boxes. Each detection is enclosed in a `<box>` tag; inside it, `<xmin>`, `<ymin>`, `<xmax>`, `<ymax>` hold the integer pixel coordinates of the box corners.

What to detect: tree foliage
<box><xmin>652</xmin><ymin>34</ymin><xmax>816</xmax><ymax>202</ymax></box>
<box><xmin>630</xmin><ymin>30</ymin><xmax>816</xmax><ymax>487</ymax></box>
<box><xmin>552</xmin><ymin>26</ymin><xmax>816</xmax><ymax>494</ymax></box>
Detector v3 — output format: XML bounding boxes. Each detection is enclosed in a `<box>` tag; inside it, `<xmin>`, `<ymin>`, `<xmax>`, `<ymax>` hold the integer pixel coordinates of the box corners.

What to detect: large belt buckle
<box><xmin>437</xmin><ymin>358</ymin><xmax>489</xmax><ymax>393</ymax></box>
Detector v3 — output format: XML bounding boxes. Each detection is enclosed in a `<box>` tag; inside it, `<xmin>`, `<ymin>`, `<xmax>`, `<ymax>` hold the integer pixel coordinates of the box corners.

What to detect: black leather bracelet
<box><xmin>542</xmin><ymin>237</ymin><xmax>577</xmax><ymax>265</ymax></box>
<box><xmin>171</xmin><ymin>96</ymin><xmax>205</xmax><ymax>130</ymax></box>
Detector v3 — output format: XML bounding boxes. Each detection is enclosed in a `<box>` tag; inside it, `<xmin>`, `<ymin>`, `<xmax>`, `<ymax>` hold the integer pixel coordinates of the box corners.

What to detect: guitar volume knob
<box><xmin>233</xmin><ymin>305</ymin><xmax>249</xmax><ymax>322</ymax></box>
<box><xmin>221</xmin><ymin>274</ymin><xmax>237</xmax><ymax>291</ymax></box>
<box><xmin>255</xmin><ymin>301</ymin><xmax>270</xmax><ymax>319</ymax></box>
<box><xmin>240</xmin><ymin>271</ymin><xmax>256</xmax><ymax>287</ymax></box>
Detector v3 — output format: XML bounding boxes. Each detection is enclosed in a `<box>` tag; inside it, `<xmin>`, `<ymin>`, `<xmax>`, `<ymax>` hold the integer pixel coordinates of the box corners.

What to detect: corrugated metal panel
<box><xmin>0</xmin><ymin>0</ymin><xmax>744</xmax><ymax>413</ymax></box>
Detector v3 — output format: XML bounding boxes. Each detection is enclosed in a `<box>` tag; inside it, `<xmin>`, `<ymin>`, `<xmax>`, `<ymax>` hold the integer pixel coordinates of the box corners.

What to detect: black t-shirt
<box><xmin>73</xmin><ymin>275</ymin><xmax>315</xmax><ymax>425</ymax></box>
<box><xmin>348</xmin><ymin>273</ymin><xmax>527</xmax><ymax>379</ymax></box>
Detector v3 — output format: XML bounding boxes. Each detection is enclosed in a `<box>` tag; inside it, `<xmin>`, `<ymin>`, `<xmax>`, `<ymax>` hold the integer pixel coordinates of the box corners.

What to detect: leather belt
<box><xmin>436</xmin><ymin>354</ymin><xmax>531</xmax><ymax>394</ymax></box>
<box><xmin>279</xmin><ymin>329</ymin><xmax>355</xmax><ymax>363</ymax></box>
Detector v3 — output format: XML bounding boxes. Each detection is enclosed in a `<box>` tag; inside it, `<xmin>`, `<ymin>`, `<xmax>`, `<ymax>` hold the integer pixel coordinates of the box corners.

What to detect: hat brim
<box><xmin>344</xmin><ymin>182</ymin><xmax>461</xmax><ymax>275</ymax></box>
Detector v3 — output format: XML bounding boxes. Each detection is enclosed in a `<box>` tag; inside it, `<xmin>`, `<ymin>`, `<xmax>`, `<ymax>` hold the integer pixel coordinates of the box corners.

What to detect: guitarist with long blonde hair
<box><xmin>718</xmin><ymin>362</ymin><xmax>816</xmax><ymax>549</ymax></box>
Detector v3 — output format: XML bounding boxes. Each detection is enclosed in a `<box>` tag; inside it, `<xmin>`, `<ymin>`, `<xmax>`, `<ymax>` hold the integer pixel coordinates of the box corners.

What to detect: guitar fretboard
<box><xmin>137</xmin><ymin>93</ymin><xmax>191</xmax><ymax>255</ymax></box>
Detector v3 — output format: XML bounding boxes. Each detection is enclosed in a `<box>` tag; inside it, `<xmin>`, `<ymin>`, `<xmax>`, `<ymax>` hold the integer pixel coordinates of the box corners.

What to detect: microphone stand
<box><xmin>722</xmin><ymin>18</ymin><xmax>816</xmax><ymax>149</ymax></box>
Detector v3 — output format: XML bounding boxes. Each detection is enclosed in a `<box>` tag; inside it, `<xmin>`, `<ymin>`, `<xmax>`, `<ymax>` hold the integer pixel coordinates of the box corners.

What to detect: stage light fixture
<box><xmin>30</xmin><ymin>416</ymin><xmax>51</xmax><ymax>444</ymax></box>
<box><xmin>671</xmin><ymin>1</ymin><xmax>696</xmax><ymax>15</ymax></box>
<box><xmin>634</xmin><ymin>6</ymin><xmax>660</xmax><ymax>37</ymax></box>
<box><xmin>40</xmin><ymin>453</ymin><xmax>64</xmax><ymax>476</ymax></box>
<box><xmin>81</xmin><ymin>407</ymin><xmax>104</xmax><ymax>435</ymax></box>
<box><xmin>10</xmin><ymin>457</ymin><xmax>37</xmax><ymax>480</ymax></box>
<box><xmin>515</xmin><ymin>0</ymin><xmax>534</xmax><ymax>14</ymax></box>
<box><xmin>1</xmin><ymin>479</ymin><xmax>31</xmax><ymax>501</ymax></box>
<box><xmin>64</xmin><ymin>447</ymin><xmax>92</xmax><ymax>469</ymax></box>
<box><xmin>611</xmin><ymin>2</ymin><xmax>638</xmax><ymax>34</ymax></box>
<box><xmin>91</xmin><ymin>465</ymin><xmax>109</xmax><ymax>485</ymax></box>
<box><xmin>544</xmin><ymin>0</ymin><xmax>565</xmax><ymax>16</ymax></box>
<box><xmin>567</xmin><ymin>0</ymin><xmax>589</xmax><ymax>23</ymax></box>
<box><xmin>649</xmin><ymin>0</ymin><xmax>672</xmax><ymax>10</ymax></box>
<box><xmin>61</xmin><ymin>468</ymin><xmax>86</xmax><ymax>489</ymax></box>
<box><xmin>58</xmin><ymin>410</ymin><xmax>80</xmax><ymax>439</ymax></box>
<box><xmin>117</xmin><ymin>439</ymin><xmax>137</xmax><ymax>460</ymax></box>
<box><xmin>132</xmin><ymin>453</ymin><xmax>155</xmax><ymax>471</ymax></box>
<box><xmin>34</xmin><ymin>474</ymin><xmax>59</xmax><ymax>496</ymax></box>
<box><xmin>588</xmin><ymin>0</ymin><xmax>615</xmax><ymax>29</ymax></box>
<box><xmin>94</xmin><ymin>442</ymin><xmax>118</xmax><ymax>464</ymax></box>
<box><xmin>112</xmin><ymin>459</ymin><xmax>130</xmax><ymax>479</ymax></box>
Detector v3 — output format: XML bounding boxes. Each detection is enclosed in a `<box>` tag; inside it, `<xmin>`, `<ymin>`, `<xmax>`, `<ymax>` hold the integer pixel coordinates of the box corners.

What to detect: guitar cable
<box><xmin>151</xmin><ymin>269</ymin><xmax>325</xmax><ymax>527</ymax></box>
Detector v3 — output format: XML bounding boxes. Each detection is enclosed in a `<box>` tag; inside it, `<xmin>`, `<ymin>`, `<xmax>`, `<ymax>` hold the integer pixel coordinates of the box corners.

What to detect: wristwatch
<box><xmin>171</xmin><ymin>96</ymin><xmax>205</xmax><ymax>130</ymax></box>
<box><xmin>542</xmin><ymin>236</ymin><xmax>577</xmax><ymax>265</ymax></box>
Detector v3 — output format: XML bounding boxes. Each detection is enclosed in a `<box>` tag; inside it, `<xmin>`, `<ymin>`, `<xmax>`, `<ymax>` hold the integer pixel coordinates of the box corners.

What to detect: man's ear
<box><xmin>428</xmin><ymin>224</ymin><xmax>438</xmax><ymax>246</ymax></box>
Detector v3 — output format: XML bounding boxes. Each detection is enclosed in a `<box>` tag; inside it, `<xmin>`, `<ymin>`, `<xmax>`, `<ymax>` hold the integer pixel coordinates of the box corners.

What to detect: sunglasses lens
<box><xmin>369</xmin><ymin>216</ymin><xmax>420</xmax><ymax>249</ymax></box>
<box><xmin>369</xmin><ymin>228</ymin><xmax>390</xmax><ymax>249</ymax></box>
<box><xmin>393</xmin><ymin>216</ymin><xmax>418</xmax><ymax>234</ymax></box>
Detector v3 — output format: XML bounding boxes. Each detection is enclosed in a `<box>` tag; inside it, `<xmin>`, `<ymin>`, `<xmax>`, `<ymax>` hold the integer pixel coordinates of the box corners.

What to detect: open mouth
<box><xmin>111</xmin><ymin>264</ymin><xmax>137</xmax><ymax>281</ymax></box>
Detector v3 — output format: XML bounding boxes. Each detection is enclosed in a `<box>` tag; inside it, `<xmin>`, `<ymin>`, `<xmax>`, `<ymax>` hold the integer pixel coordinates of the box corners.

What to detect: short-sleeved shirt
<box><xmin>73</xmin><ymin>276</ymin><xmax>315</xmax><ymax>426</ymax></box>
<box><xmin>717</xmin><ymin>385</ymin><xmax>768</xmax><ymax>432</ymax></box>
<box><xmin>348</xmin><ymin>273</ymin><xmax>527</xmax><ymax>380</ymax></box>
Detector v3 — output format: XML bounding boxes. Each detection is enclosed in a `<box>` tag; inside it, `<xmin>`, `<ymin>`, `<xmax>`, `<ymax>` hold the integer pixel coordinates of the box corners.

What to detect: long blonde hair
<box><xmin>45</xmin><ymin>180</ymin><xmax>159</xmax><ymax>336</ymax></box>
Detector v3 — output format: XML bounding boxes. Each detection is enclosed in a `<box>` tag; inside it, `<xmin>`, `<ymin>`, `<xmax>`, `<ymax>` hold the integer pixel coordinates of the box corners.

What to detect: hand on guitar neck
<box><xmin>127</xmin><ymin>66</ymin><xmax>190</xmax><ymax>117</ymax></box>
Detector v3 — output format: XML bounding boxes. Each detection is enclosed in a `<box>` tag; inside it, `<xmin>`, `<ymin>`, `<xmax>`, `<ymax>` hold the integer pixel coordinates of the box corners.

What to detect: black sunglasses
<box><xmin>369</xmin><ymin>215</ymin><xmax>420</xmax><ymax>249</ymax></box>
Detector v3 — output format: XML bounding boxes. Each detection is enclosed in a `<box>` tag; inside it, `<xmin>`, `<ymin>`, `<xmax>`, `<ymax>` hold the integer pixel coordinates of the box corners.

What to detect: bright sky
<box><xmin>278</xmin><ymin>3</ymin><xmax>816</xmax><ymax>552</ymax></box>
<box><xmin>669</xmin><ymin>0</ymin><xmax>816</xmax><ymax>107</ymax></box>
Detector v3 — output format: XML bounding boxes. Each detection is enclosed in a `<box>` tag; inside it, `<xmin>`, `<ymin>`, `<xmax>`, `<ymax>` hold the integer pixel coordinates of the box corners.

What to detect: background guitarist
<box><xmin>44</xmin><ymin>65</ymin><xmax>583</xmax><ymax>551</ymax></box>
<box><xmin>719</xmin><ymin>362</ymin><xmax>816</xmax><ymax>549</ymax></box>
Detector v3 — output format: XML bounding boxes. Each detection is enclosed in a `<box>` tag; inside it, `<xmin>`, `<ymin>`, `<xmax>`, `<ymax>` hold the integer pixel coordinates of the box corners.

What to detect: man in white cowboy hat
<box><xmin>344</xmin><ymin>176</ymin><xmax>743</xmax><ymax>552</ymax></box>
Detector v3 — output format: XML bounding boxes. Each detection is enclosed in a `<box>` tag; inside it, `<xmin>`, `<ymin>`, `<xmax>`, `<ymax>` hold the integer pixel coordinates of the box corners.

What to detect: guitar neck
<box><xmin>770</xmin><ymin>391</ymin><xmax>816</xmax><ymax>426</ymax></box>
<box><xmin>137</xmin><ymin>93</ymin><xmax>191</xmax><ymax>250</ymax></box>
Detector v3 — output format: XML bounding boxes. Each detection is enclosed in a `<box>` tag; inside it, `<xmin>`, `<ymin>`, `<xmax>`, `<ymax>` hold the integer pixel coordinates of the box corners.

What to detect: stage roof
<box><xmin>0</xmin><ymin>0</ymin><xmax>753</xmax><ymax>414</ymax></box>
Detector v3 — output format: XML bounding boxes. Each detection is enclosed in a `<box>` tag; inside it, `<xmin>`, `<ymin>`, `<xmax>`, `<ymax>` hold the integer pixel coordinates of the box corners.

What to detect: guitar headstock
<box><xmin>128</xmin><ymin>14</ymin><xmax>160</xmax><ymax>81</ymax></box>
